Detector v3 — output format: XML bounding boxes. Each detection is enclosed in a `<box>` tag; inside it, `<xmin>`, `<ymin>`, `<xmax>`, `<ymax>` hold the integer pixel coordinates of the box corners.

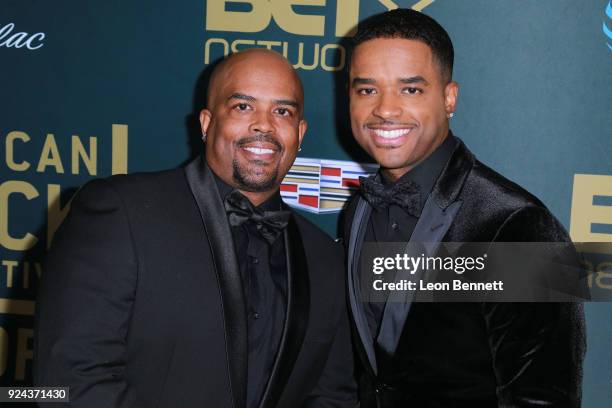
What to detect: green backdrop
<box><xmin>1</xmin><ymin>1</ymin><xmax>611</xmax><ymax>405</ymax></box>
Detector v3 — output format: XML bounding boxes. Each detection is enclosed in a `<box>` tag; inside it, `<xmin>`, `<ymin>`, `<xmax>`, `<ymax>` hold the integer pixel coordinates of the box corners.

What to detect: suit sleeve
<box><xmin>34</xmin><ymin>178</ymin><xmax>141</xmax><ymax>407</ymax></box>
<box><xmin>483</xmin><ymin>206</ymin><xmax>586</xmax><ymax>407</ymax></box>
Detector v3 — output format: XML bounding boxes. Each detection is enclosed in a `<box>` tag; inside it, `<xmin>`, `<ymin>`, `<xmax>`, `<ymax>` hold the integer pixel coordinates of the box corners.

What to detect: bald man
<box><xmin>35</xmin><ymin>50</ymin><xmax>358</xmax><ymax>408</ymax></box>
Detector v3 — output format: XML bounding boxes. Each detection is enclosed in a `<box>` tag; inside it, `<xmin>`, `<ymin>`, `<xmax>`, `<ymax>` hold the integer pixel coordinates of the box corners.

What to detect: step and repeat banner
<box><xmin>1</xmin><ymin>0</ymin><xmax>611</xmax><ymax>405</ymax></box>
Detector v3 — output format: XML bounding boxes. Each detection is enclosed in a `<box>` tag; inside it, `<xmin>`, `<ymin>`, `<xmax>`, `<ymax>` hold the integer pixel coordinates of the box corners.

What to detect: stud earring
<box><xmin>447</xmin><ymin>112</ymin><xmax>455</xmax><ymax>119</ymax></box>
<box><xmin>201</xmin><ymin>132</ymin><xmax>207</xmax><ymax>142</ymax></box>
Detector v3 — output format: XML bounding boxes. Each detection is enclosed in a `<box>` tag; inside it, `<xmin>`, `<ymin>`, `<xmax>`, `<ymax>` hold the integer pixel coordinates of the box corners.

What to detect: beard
<box><xmin>231</xmin><ymin>132</ymin><xmax>283</xmax><ymax>192</ymax></box>
<box><xmin>232</xmin><ymin>158</ymin><xmax>279</xmax><ymax>192</ymax></box>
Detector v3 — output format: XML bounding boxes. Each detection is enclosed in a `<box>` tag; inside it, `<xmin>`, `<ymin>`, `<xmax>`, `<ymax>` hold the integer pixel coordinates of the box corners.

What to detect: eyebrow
<box><xmin>227</xmin><ymin>93</ymin><xmax>256</xmax><ymax>102</ymax></box>
<box><xmin>273</xmin><ymin>99</ymin><xmax>300</xmax><ymax>109</ymax></box>
<box><xmin>352</xmin><ymin>77</ymin><xmax>376</xmax><ymax>87</ymax></box>
<box><xmin>399</xmin><ymin>76</ymin><xmax>429</xmax><ymax>85</ymax></box>
<box><xmin>227</xmin><ymin>93</ymin><xmax>299</xmax><ymax>109</ymax></box>
<box><xmin>351</xmin><ymin>76</ymin><xmax>429</xmax><ymax>87</ymax></box>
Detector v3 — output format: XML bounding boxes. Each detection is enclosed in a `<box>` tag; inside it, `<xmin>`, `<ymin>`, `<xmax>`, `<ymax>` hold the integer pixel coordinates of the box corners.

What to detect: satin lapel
<box><xmin>376</xmin><ymin>196</ymin><xmax>463</xmax><ymax>356</ymax></box>
<box><xmin>375</xmin><ymin>136</ymin><xmax>474</xmax><ymax>356</ymax></box>
<box><xmin>347</xmin><ymin>197</ymin><xmax>378</xmax><ymax>375</ymax></box>
<box><xmin>184</xmin><ymin>157</ymin><xmax>247</xmax><ymax>408</ymax></box>
<box><xmin>259</xmin><ymin>214</ymin><xmax>309</xmax><ymax>408</ymax></box>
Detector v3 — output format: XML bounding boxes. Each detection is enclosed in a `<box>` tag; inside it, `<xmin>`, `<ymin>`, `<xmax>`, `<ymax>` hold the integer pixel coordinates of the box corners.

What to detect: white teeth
<box><xmin>244</xmin><ymin>147</ymin><xmax>274</xmax><ymax>155</ymax></box>
<box><xmin>373</xmin><ymin>129</ymin><xmax>411</xmax><ymax>139</ymax></box>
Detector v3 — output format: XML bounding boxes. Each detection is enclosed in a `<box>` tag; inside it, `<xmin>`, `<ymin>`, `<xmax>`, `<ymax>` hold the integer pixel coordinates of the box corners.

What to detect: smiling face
<box><xmin>349</xmin><ymin>38</ymin><xmax>458</xmax><ymax>181</ymax></box>
<box><xmin>200</xmin><ymin>50</ymin><xmax>307</xmax><ymax>205</ymax></box>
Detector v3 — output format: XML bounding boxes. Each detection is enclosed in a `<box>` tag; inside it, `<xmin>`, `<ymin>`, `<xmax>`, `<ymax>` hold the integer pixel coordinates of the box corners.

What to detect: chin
<box><xmin>236</xmin><ymin>179</ymin><xmax>277</xmax><ymax>193</ymax></box>
<box><xmin>369</xmin><ymin>152</ymin><xmax>411</xmax><ymax>168</ymax></box>
<box><xmin>234</xmin><ymin>166</ymin><xmax>279</xmax><ymax>192</ymax></box>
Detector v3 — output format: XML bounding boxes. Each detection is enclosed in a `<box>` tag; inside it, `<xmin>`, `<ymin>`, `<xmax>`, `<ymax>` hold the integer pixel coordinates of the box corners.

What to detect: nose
<box><xmin>250</xmin><ymin>110</ymin><xmax>274</xmax><ymax>135</ymax></box>
<box><xmin>372</xmin><ymin>92</ymin><xmax>402</xmax><ymax>120</ymax></box>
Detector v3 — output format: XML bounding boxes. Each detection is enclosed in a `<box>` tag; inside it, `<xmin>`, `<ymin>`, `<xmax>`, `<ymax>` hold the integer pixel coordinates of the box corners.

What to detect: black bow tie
<box><xmin>224</xmin><ymin>190</ymin><xmax>290</xmax><ymax>244</ymax></box>
<box><xmin>359</xmin><ymin>175</ymin><xmax>422</xmax><ymax>217</ymax></box>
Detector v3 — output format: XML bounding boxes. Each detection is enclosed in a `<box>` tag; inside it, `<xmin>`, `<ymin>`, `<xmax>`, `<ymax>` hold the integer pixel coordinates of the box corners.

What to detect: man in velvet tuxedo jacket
<box><xmin>35</xmin><ymin>49</ymin><xmax>357</xmax><ymax>408</ymax></box>
<box><xmin>343</xmin><ymin>10</ymin><xmax>586</xmax><ymax>407</ymax></box>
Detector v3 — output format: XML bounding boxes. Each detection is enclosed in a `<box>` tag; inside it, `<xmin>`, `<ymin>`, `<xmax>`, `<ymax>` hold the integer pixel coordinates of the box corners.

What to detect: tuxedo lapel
<box><xmin>259</xmin><ymin>213</ymin><xmax>309</xmax><ymax>408</ymax></box>
<box><xmin>347</xmin><ymin>197</ymin><xmax>378</xmax><ymax>375</ymax></box>
<box><xmin>375</xmin><ymin>138</ymin><xmax>474</xmax><ymax>356</ymax></box>
<box><xmin>184</xmin><ymin>157</ymin><xmax>247</xmax><ymax>408</ymax></box>
<box><xmin>375</xmin><ymin>197</ymin><xmax>462</xmax><ymax>355</ymax></box>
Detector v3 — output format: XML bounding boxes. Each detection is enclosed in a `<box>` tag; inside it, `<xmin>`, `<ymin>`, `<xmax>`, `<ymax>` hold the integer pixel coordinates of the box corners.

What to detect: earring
<box><xmin>447</xmin><ymin>112</ymin><xmax>454</xmax><ymax>119</ymax></box>
<box><xmin>201</xmin><ymin>132</ymin><xmax>207</xmax><ymax>142</ymax></box>
<box><xmin>298</xmin><ymin>146</ymin><xmax>302</xmax><ymax>152</ymax></box>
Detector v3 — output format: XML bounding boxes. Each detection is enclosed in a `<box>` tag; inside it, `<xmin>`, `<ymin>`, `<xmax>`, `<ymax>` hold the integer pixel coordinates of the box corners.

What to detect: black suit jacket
<box><xmin>343</xmin><ymin>138</ymin><xmax>586</xmax><ymax>407</ymax></box>
<box><xmin>35</xmin><ymin>157</ymin><xmax>357</xmax><ymax>408</ymax></box>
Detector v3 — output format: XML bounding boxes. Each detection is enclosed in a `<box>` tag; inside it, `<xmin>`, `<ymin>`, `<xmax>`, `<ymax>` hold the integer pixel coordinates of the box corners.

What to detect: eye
<box><xmin>234</xmin><ymin>103</ymin><xmax>251</xmax><ymax>111</ymax></box>
<box><xmin>275</xmin><ymin>107</ymin><xmax>292</xmax><ymax>116</ymax></box>
<box><xmin>357</xmin><ymin>88</ymin><xmax>377</xmax><ymax>96</ymax></box>
<box><xmin>402</xmin><ymin>87</ymin><xmax>422</xmax><ymax>95</ymax></box>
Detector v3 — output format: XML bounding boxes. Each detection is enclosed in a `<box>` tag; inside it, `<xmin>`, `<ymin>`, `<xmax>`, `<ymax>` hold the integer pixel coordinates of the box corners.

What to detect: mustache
<box><xmin>236</xmin><ymin>133</ymin><xmax>282</xmax><ymax>151</ymax></box>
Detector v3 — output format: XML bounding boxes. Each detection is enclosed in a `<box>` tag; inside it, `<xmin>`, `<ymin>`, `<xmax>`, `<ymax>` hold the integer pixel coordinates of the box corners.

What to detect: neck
<box><xmin>381</xmin><ymin>167</ymin><xmax>412</xmax><ymax>182</ymax></box>
<box><xmin>382</xmin><ymin>130</ymin><xmax>449</xmax><ymax>182</ymax></box>
<box><xmin>206</xmin><ymin>156</ymin><xmax>280</xmax><ymax>207</ymax></box>
<box><xmin>239</xmin><ymin>189</ymin><xmax>277</xmax><ymax>207</ymax></box>
<box><xmin>206</xmin><ymin>162</ymin><xmax>279</xmax><ymax>207</ymax></box>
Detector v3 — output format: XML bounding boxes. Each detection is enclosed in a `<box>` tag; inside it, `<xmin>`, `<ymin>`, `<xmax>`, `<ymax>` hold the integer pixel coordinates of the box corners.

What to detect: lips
<box><xmin>236</xmin><ymin>134</ymin><xmax>282</xmax><ymax>159</ymax></box>
<box><xmin>243</xmin><ymin>146</ymin><xmax>275</xmax><ymax>155</ymax></box>
<box><xmin>367</xmin><ymin>126</ymin><xmax>414</xmax><ymax>146</ymax></box>
<box><xmin>238</xmin><ymin>141</ymin><xmax>279</xmax><ymax>160</ymax></box>
<box><xmin>372</xmin><ymin>128</ymin><xmax>411</xmax><ymax>139</ymax></box>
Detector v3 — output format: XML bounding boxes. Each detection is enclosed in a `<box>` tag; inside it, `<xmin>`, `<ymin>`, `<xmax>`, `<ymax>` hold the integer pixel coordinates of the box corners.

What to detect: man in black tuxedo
<box><xmin>343</xmin><ymin>9</ymin><xmax>586</xmax><ymax>407</ymax></box>
<box><xmin>35</xmin><ymin>49</ymin><xmax>357</xmax><ymax>408</ymax></box>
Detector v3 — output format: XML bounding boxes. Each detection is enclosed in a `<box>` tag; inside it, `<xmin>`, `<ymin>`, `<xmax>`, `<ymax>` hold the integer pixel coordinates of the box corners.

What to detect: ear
<box><xmin>199</xmin><ymin>109</ymin><xmax>212</xmax><ymax>134</ymax></box>
<box><xmin>298</xmin><ymin>119</ymin><xmax>307</xmax><ymax>147</ymax></box>
<box><xmin>444</xmin><ymin>81</ymin><xmax>459</xmax><ymax>117</ymax></box>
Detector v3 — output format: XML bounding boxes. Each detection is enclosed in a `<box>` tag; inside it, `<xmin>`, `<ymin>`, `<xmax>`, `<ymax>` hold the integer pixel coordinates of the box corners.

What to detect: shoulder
<box><xmin>458</xmin><ymin>158</ymin><xmax>569</xmax><ymax>242</ymax></box>
<box><xmin>96</xmin><ymin>167</ymin><xmax>186</xmax><ymax>195</ymax></box>
<box><xmin>468</xmin><ymin>159</ymin><xmax>545</xmax><ymax>209</ymax></box>
<box><xmin>75</xmin><ymin>167</ymin><xmax>188</xmax><ymax>207</ymax></box>
<box><xmin>447</xmin><ymin>139</ymin><xmax>545</xmax><ymax>212</ymax></box>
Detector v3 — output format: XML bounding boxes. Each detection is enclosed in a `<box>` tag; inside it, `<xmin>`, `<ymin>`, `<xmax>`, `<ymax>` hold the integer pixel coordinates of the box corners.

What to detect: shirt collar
<box><xmin>380</xmin><ymin>132</ymin><xmax>457</xmax><ymax>206</ymax></box>
<box><xmin>210</xmin><ymin>166</ymin><xmax>284</xmax><ymax>212</ymax></box>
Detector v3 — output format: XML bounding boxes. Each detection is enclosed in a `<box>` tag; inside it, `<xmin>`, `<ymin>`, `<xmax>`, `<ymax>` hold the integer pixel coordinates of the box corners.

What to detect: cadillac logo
<box><xmin>281</xmin><ymin>158</ymin><xmax>378</xmax><ymax>214</ymax></box>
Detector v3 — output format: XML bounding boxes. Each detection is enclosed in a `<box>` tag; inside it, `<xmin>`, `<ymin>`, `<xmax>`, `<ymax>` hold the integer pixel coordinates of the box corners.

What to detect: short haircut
<box><xmin>350</xmin><ymin>9</ymin><xmax>454</xmax><ymax>83</ymax></box>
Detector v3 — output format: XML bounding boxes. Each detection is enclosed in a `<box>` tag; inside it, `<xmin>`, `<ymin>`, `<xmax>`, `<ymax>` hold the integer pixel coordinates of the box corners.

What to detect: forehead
<box><xmin>215</xmin><ymin>57</ymin><xmax>302</xmax><ymax>102</ymax></box>
<box><xmin>350</xmin><ymin>38</ymin><xmax>437</xmax><ymax>79</ymax></box>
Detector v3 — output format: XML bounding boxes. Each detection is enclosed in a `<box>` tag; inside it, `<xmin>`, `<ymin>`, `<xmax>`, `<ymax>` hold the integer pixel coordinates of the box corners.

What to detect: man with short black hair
<box><xmin>344</xmin><ymin>9</ymin><xmax>585</xmax><ymax>407</ymax></box>
<box><xmin>35</xmin><ymin>49</ymin><xmax>358</xmax><ymax>408</ymax></box>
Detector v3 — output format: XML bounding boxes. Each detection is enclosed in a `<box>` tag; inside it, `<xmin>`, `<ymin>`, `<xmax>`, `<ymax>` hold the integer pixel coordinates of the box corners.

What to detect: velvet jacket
<box><xmin>343</xmin><ymin>138</ymin><xmax>586</xmax><ymax>407</ymax></box>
